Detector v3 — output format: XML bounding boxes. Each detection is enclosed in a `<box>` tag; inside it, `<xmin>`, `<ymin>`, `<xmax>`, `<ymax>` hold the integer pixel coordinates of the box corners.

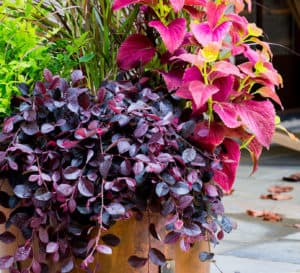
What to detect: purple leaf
<box><xmin>43</xmin><ymin>69</ymin><xmax>53</xmax><ymax>82</ymax></box>
<box><xmin>61</xmin><ymin>259</ymin><xmax>74</xmax><ymax>273</ymax></box>
<box><xmin>78</xmin><ymin>178</ymin><xmax>94</xmax><ymax>197</ymax></box>
<box><xmin>149</xmin><ymin>248</ymin><xmax>166</xmax><ymax>266</ymax></box>
<box><xmin>135</xmin><ymin>154</ymin><xmax>150</xmax><ymax>163</ymax></box>
<box><xmin>46</xmin><ymin>242</ymin><xmax>59</xmax><ymax>253</ymax></box>
<box><xmin>8</xmin><ymin>144</ymin><xmax>33</xmax><ymax>154</ymax></box>
<box><xmin>221</xmin><ymin>216</ymin><xmax>233</xmax><ymax>233</ymax></box>
<box><xmin>57</xmin><ymin>139</ymin><xmax>79</xmax><ymax>149</ymax></box>
<box><xmin>164</xmin><ymin>231</ymin><xmax>181</xmax><ymax>244</ymax></box>
<box><xmin>23</xmin><ymin>110</ymin><xmax>36</xmax><ymax>122</ymax></box>
<box><xmin>0</xmin><ymin>231</ymin><xmax>16</xmax><ymax>244</ymax></box>
<box><xmin>0</xmin><ymin>211</ymin><xmax>6</xmax><ymax>224</ymax></box>
<box><xmin>101</xmin><ymin>234</ymin><xmax>120</xmax><ymax>247</ymax></box>
<box><xmin>68</xmin><ymin>199</ymin><xmax>77</xmax><ymax>213</ymax></box>
<box><xmin>149</xmin><ymin>223</ymin><xmax>161</xmax><ymax>241</ymax></box>
<box><xmin>32</xmin><ymin>260</ymin><xmax>41</xmax><ymax>273</ymax></box>
<box><xmin>63</xmin><ymin>166</ymin><xmax>81</xmax><ymax>180</ymax></box>
<box><xmin>96</xmin><ymin>245</ymin><xmax>112</xmax><ymax>255</ymax></box>
<box><xmin>41</xmin><ymin>123</ymin><xmax>55</xmax><ymax>134</ymax></box>
<box><xmin>155</xmin><ymin>182</ymin><xmax>169</xmax><ymax>197</ymax></box>
<box><xmin>99</xmin><ymin>156</ymin><xmax>112</xmax><ymax>178</ymax></box>
<box><xmin>148</xmin><ymin>19</ymin><xmax>186</xmax><ymax>53</ymax></box>
<box><xmin>0</xmin><ymin>256</ymin><xmax>14</xmax><ymax>269</ymax></box>
<box><xmin>13</xmin><ymin>185</ymin><xmax>32</xmax><ymax>198</ymax></box>
<box><xmin>199</xmin><ymin>252</ymin><xmax>214</xmax><ymax>262</ymax></box>
<box><xmin>117</xmin><ymin>34</ymin><xmax>156</xmax><ymax>70</ymax></box>
<box><xmin>183</xmin><ymin>223</ymin><xmax>201</xmax><ymax>236</ymax></box>
<box><xmin>182</xmin><ymin>148</ymin><xmax>196</xmax><ymax>163</ymax></box>
<box><xmin>34</xmin><ymin>189</ymin><xmax>52</xmax><ymax>201</ymax></box>
<box><xmin>133</xmin><ymin>161</ymin><xmax>144</xmax><ymax>175</ymax></box>
<box><xmin>3</xmin><ymin>117</ymin><xmax>15</xmax><ymax>133</ymax></box>
<box><xmin>204</xmin><ymin>184</ymin><xmax>219</xmax><ymax>197</ymax></box>
<box><xmin>178</xmin><ymin>195</ymin><xmax>194</xmax><ymax>209</ymax></box>
<box><xmin>15</xmin><ymin>245</ymin><xmax>32</xmax><ymax>261</ymax></box>
<box><xmin>106</xmin><ymin>203</ymin><xmax>125</xmax><ymax>215</ymax></box>
<box><xmin>134</xmin><ymin>123</ymin><xmax>149</xmax><ymax>138</ymax></box>
<box><xmin>120</xmin><ymin>160</ymin><xmax>132</xmax><ymax>176</ymax></box>
<box><xmin>110</xmin><ymin>114</ymin><xmax>130</xmax><ymax>127</ymax></box>
<box><xmin>117</xmin><ymin>140</ymin><xmax>131</xmax><ymax>154</ymax></box>
<box><xmin>171</xmin><ymin>182</ymin><xmax>190</xmax><ymax>195</ymax></box>
<box><xmin>161</xmin><ymin>198</ymin><xmax>175</xmax><ymax>216</ymax></box>
<box><xmin>39</xmin><ymin>227</ymin><xmax>49</xmax><ymax>244</ymax></box>
<box><xmin>57</xmin><ymin>184</ymin><xmax>74</xmax><ymax>197</ymax></box>
<box><xmin>71</xmin><ymin>70</ymin><xmax>85</xmax><ymax>85</ymax></box>
<box><xmin>145</xmin><ymin>162</ymin><xmax>163</xmax><ymax>174</ymax></box>
<box><xmin>157</xmin><ymin>153</ymin><xmax>174</xmax><ymax>163</ymax></box>
<box><xmin>21</xmin><ymin>122</ymin><xmax>39</xmax><ymax>135</ymax></box>
<box><xmin>128</xmin><ymin>256</ymin><xmax>148</xmax><ymax>268</ymax></box>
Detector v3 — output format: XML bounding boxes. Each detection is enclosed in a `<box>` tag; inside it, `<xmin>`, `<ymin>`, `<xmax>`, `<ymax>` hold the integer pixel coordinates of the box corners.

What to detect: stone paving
<box><xmin>211</xmin><ymin>146</ymin><xmax>300</xmax><ymax>273</ymax></box>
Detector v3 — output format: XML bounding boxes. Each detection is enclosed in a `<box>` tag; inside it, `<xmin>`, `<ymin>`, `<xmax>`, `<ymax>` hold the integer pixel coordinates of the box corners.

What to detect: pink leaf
<box><xmin>188</xmin><ymin>81</ymin><xmax>219</xmax><ymax>110</ymax></box>
<box><xmin>117</xmin><ymin>34</ymin><xmax>156</xmax><ymax>70</ymax></box>
<box><xmin>212</xmin><ymin>61</ymin><xmax>242</xmax><ymax>78</ymax></box>
<box><xmin>160</xmin><ymin>69</ymin><xmax>183</xmax><ymax>91</ymax></box>
<box><xmin>191</xmin><ymin>21</ymin><xmax>232</xmax><ymax>46</ymax></box>
<box><xmin>172</xmin><ymin>53</ymin><xmax>204</xmax><ymax>67</ymax></box>
<box><xmin>191</xmin><ymin>121</ymin><xmax>226</xmax><ymax>151</ymax></box>
<box><xmin>213</xmin><ymin>102</ymin><xmax>241</xmax><ymax>128</ymax></box>
<box><xmin>184</xmin><ymin>0</ymin><xmax>206</xmax><ymax>5</ymax></box>
<box><xmin>256</xmin><ymin>86</ymin><xmax>283</xmax><ymax>109</ymax></box>
<box><xmin>206</xmin><ymin>2</ymin><xmax>226</xmax><ymax>28</ymax></box>
<box><xmin>170</xmin><ymin>0</ymin><xmax>184</xmax><ymax>12</ymax></box>
<box><xmin>175</xmin><ymin>83</ymin><xmax>193</xmax><ymax>100</ymax></box>
<box><xmin>112</xmin><ymin>0</ymin><xmax>155</xmax><ymax>10</ymax></box>
<box><xmin>236</xmin><ymin>100</ymin><xmax>275</xmax><ymax>148</ymax></box>
<box><xmin>247</xmin><ymin>137</ymin><xmax>263</xmax><ymax>173</ymax></box>
<box><xmin>149</xmin><ymin>18</ymin><xmax>186</xmax><ymax>53</ymax></box>
<box><xmin>182</xmin><ymin>66</ymin><xmax>202</xmax><ymax>83</ymax></box>
<box><xmin>214</xmin><ymin>138</ymin><xmax>241</xmax><ymax>192</ymax></box>
<box><xmin>212</xmin><ymin>75</ymin><xmax>234</xmax><ymax>102</ymax></box>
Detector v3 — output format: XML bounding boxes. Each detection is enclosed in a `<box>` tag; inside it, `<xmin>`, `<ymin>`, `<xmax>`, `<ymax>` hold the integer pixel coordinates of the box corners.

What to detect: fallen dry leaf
<box><xmin>282</xmin><ymin>173</ymin><xmax>300</xmax><ymax>182</ymax></box>
<box><xmin>268</xmin><ymin>185</ymin><xmax>294</xmax><ymax>194</ymax></box>
<box><xmin>260</xmin><ymin>193</ymin><xmax>293</xmax><ymax>200</ymax></box>
<box><xmin>246</xmin><ymin>209</ymin><xmax>282</xmax><ymax>222</ymax></box>
<box><xmin>246</xmin><ymin>209</ymin><xmax>265</xmax><ymax>217</ymax></box>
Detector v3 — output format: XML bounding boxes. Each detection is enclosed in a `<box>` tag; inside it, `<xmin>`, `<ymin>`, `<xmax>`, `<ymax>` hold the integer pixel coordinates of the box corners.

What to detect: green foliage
<box><xmin>0</xmin><ymin>15</ymin><xmax>50</xmax><ymax>116</ymax></box>
<box><xmin>2</xmin><ymin>0</ymin><xmax>138</xmax><ymax>94</ymax></box>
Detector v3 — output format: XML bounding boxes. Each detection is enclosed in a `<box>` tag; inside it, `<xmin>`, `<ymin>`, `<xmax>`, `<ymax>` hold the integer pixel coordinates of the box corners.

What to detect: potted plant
<box><xmin>0</xmin><ymin>0</ymin><xmax>283</xmax><ymax>272</ymax></box>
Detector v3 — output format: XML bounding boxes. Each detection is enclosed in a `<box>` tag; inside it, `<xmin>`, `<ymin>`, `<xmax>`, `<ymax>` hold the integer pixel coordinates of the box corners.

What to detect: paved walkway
<box><xmin>211</xmin><ymin>146</ymin><xmax>300</xmax><ymax>273</ymax></box>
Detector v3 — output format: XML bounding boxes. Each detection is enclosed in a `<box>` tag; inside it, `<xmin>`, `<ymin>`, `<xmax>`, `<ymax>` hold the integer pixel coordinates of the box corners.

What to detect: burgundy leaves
<box><xmin>0</xmin><ymin>70</ymin><xmax>226</xmax><ymax>271</ymax></box>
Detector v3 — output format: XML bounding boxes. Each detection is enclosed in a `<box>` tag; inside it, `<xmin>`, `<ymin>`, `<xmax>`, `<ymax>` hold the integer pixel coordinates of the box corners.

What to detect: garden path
<box><xmin>212</xmin><ymin>146</ymin><xmax>300</xmax><ymax>273</ymax></box>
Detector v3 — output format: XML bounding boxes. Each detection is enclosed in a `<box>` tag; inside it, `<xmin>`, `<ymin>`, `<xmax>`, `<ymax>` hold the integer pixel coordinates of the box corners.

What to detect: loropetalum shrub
<box><xmin>115</xmin><ymin>0</ymin><xmax>283</xmax><ymax>191</ymax></box>
<box><xmin>0</xmin><ymin>70</ymin><xmax>231</xmax><ymax>271</ymax></box>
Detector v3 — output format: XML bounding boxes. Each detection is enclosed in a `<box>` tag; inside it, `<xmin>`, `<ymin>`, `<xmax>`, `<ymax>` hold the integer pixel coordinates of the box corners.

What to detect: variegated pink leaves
<box><xmin>149</xmin><ymin>19</ymin><xmax>186</xmax><ymax>54</ymax></box>
<box><xmin>117</xmin><ymin>34</ymin><xmax>156</xmax><ymax>70</ymax></box>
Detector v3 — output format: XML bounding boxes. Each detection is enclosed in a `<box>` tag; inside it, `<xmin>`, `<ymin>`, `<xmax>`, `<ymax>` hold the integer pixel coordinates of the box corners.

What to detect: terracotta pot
<box><xmin>0</xmin><ymin>178</ymin><xmax>210</xmax><ymax>273</ymax></box>
<box><xmin>0</xmin><ymin>179</ymin><xmax>23</xmax><ymax>273</ymax></box>
<box><xmin>81</xmin><ymin>213</ymin><xmax>210</xmax><ymax>273</ymax></box>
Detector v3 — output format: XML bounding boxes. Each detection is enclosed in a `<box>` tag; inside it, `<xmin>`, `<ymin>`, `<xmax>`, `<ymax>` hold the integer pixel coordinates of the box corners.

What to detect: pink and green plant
<box><xmin>114</xmin><ymin>0</ymin><xmax>283</xmax><ymax>192</ymax></box>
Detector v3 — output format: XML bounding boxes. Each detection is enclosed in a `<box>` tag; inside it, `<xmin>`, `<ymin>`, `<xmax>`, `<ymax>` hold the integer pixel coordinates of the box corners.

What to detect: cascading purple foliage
<box><xmin>0</xmin><ymin>70</ymin><xmax>233</xmax><ymax>272</ymax></box>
